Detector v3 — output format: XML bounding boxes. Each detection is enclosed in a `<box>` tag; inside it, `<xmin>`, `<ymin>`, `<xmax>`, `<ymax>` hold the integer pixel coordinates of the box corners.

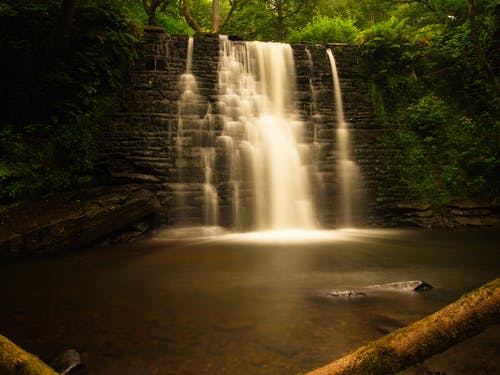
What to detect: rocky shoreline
<box><xmin>0</xmin><ymin>184</ymin><xmax>160</xmax><ymax>259</ymax></box>
<box><xmin>1</xmin><ymin>185</ymin><xmax>498</xmax><ymax>259</ymax></box>
<box><xmin>385</xmin><ymin>199</ymin><xmax>500</xmax><ymax>228</ymax></box>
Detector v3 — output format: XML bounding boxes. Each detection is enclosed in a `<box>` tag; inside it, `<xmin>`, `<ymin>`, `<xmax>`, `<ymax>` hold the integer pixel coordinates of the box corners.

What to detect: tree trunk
<box><xmin>277</xmin><ymin>10</ymin><xmax>284</xmax><ymax>40</ymax></box>
<box><xmin>306</xmin><ymin>278</ymin><xmax>500</xmax><ymax>375</ymax></box>
<box><xmin>466</xmin><ymin>0</ymin><xmax>500</xmax><ymax>102</ymax></box>
<box><xmin>212</xmin><ymin>0</ymin><xmax>220</xmax><ymax>34</ymax></box>
<box><xmin>143</xmin><ymin>0</ymin><xmax>164</xmax><ymax>26</ymax></box>
<box><xmin>182</xmin><ymin>0</ymin><xmax>203</xmax><ymax>33</ymax></box>
<box><xmin>53</xmin><ymin>0</ymin><xmax>76</xmax><ymax>56</ymax></box>
<box><xmin>0</xmin><ymin>334</ymin><xmax>59</xmax><ymax>375</ymax></box>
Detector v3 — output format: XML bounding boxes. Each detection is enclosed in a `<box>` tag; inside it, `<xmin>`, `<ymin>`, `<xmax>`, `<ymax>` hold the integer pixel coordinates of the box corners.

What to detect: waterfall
<box><xmin>176</xmin><ymin>37</ymin><xmax>219</xmax><ymax>225</ymax></box>
<box><xmin>326</xmin><ymin>48</ymin><xmax>361</xmax><ymax>227</ymax></box>
<box><xmin>173</xmin><ymin>37</ymin><xmax>362</xmax><ymax>230</ymax></box>
<box><xmin>217</xmin><ymin>36</ymin><xmax>317</xmax><ymax>230</ymax></box>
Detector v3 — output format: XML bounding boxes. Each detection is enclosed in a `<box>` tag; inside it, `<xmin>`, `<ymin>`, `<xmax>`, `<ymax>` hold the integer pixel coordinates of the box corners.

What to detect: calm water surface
<box><xmin>1</xmin><ymin>228</ymin><xmax>499</xmax><ymax>374</ymax></box>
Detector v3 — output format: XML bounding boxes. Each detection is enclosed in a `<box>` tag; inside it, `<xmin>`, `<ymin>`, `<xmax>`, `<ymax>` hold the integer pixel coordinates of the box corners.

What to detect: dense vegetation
<box><xmin>0</xmin><ymin>0</ymin><xmax>140</xmax><ymax>202</ymax></box>
<box><xmin>1</xmin><ymin>0</ymin><xmax>498</xmax><ymax>206</ymax></box>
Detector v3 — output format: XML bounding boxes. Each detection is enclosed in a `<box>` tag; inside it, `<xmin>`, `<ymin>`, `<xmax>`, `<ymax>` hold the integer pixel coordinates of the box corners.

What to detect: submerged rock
<box><xmin>51</xmin><ymin>349</ymin><xmax>87</xmax><ymax>375</ymax></box>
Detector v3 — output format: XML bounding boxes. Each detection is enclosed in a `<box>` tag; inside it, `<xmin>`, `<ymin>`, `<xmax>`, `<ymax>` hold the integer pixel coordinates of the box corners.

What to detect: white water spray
<box><xmin>217</xmin><ymin>36</ymin><xmax>317</xmax><ymax>230</ymax></box>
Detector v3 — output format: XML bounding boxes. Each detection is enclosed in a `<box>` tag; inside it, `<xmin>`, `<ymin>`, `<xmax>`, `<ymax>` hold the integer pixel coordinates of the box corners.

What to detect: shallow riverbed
<box><xmin>1</xmin><ymin>228</ymin><xmax>499</xmax><ymax>374</ymax></box>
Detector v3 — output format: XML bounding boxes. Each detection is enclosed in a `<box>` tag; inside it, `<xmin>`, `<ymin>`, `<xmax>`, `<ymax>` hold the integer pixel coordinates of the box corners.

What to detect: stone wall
<box><xmin>97</xmin><ymin>29</ymin><xmax>400</xmax><ymax>228</ymax></box>
<box><xmin>97</xmin><ymin>29</ymin><xmax>499</xmax><ymax>228</ymax></box>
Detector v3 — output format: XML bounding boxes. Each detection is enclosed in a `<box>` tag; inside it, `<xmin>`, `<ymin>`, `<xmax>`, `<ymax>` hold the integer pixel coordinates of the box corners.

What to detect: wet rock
<box><xmin>367</xmin><ymin>280</ymin><xmax>433</xmax><ymax>292</ymax></box>
<box><xmin>395</xmin><ymin>202</ymin><xmax>431</xmax><ymax>211</ymax></box>
<box><xmin>0</xmin><ymin>185</ymin><xmax>160</xmax><ymax>258</ymax></box>
<box><xmin>328</xmin><ymin>280</ymin><xmax>433</xmax><ymax>299</ymax></box>
<box><xmin>328</xmin><ymin>290</ymin><xmax>366</xmax><ymax>297</ymax></box>
<box><xmin>447</xmin><ymin>199</ymin><xmax>492</xmax><ymax>209</ymax></box>
<box><xmin>442</xmin><ymin>199</ymin><xmax>500</xmax><ymax>227</ymax></box>
<box><xmin>51</xmin><ymin>349</ymin><xmax>87</xmax><ymax>375</ymax></box>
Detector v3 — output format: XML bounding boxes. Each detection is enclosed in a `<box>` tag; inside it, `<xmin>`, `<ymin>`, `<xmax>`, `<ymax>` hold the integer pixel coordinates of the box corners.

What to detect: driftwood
<box><xmin>0</xmin><ymin>334</ymin><xmax>58</xmax><ymax>374</ymax></box>
<box><xmin>306</xmin><ymin>278</ymin><xmax>500</xmax><ymax>375</ymax></box>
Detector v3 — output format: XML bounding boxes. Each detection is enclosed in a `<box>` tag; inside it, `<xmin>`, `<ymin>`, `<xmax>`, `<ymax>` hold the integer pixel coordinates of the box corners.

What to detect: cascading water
<box><xmin>217</xmin><ymin>36</ymin><xmax>317</xmax><ymax>230</ymax></box>
<box><xmin>202</xmin><ymin>146</ymin><xmax>218</xmax><ymax>225</ymax></box>
<box><xmin>176</xmin><ymin>37</ymin><xmax>219</xmax><ymax>225</ymax></box>
<box><xmin>326</xmin><ymin>48</ymin><xmax>361</xmax><ymax>227</ymax></box>
<box><xmin>177</xmin><ymin>37</ymin><xmax>196</xmax><ymax>181</ymax></box>
<box><xmin>174</xmin><ymin>37</ymin><xmax>362</xmax><ymax>230</ymax></box>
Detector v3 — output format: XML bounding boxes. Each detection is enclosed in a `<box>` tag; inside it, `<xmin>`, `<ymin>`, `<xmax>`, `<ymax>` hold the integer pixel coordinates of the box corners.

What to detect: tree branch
<box><xmin>0</xmin><ymin>334</ymin><xmax>59</xmax><ymax>375</ymax></box>
<box><xmin>217</xmin><ymin>0</ymin><xmax>238</xmax><ymax>34</ymax></box>
<box><xmin>282</xmin><ymin>0</ymin><xmax>307</xmax><ymax>19</ymax></box>
<box><xmin>306</xmin><ymin>278</ymin><xmax>500</xmax><ymax>375</ymax></box>
<box><xmin>182</xmin><ymin>0</ymin><xmax>203</xmax><ymax>33</ymax></box>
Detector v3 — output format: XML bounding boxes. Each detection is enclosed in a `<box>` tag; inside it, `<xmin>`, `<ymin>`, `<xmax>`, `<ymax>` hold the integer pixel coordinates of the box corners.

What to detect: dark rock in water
<box><xmin>367</xmin><ymin>280</ymin><xmax>433</xmax><ymax>292</ymax></box>
<box><xmin>51</xmin><ymin>349</ymin><xmax>87</xmax><ymax>375</ymax></box>
<box><xmin>328</xmin><ymin>290</ymin><xmax>366</xmax><ymax>297</ymax></box>
<box><xmin>328</xmin><ymin>280</ymin><xmax>432</xmax><ymax>299</ymax></box>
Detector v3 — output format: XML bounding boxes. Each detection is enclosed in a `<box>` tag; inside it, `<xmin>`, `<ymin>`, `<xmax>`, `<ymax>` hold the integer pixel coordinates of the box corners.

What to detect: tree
<box><xmin>182</xmin><ymin>0</ymin><xmax>238</xmax><ymax>34</ymax></box>
<box><xmin>466</xmin><ymin>0</ymin><xmax>500</xmax><ymax>101</ymax></box>
<box><xmin>268</xmin><ymin>0</ymin><xmax>308</xmax><ymax>40</ymax></box>
<box><xmin>54</xmin><ymin>0</ymin><xmax>76</xmax><ymax>55</ymax></box>
<box><xmin>142</xmin><ymin>0</ymin><xmax>168</xmax><ymax>26</ymax></box>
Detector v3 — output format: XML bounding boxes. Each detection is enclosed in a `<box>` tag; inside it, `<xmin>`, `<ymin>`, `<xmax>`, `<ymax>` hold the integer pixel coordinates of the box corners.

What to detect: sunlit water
<box><xmin>1</xmin><ymin>228</ymin><xmax>499</xmax><ymax>374</ymax></box>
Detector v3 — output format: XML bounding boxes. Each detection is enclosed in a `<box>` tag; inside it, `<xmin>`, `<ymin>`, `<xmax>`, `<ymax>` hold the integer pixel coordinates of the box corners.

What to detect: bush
<box><xmin>361</xmin><ymin>12</ymin><xmax>499</xmax><ymax>202</ymax></box>
<box><xmin>288</xmin><ymin>16</ymin><xmax>359</xmax><ymax>44</ymax></box>
<box><xmin>406</xmin><ymin>94</ymin><xmax>447</xmax><ymax>137</ymax></box>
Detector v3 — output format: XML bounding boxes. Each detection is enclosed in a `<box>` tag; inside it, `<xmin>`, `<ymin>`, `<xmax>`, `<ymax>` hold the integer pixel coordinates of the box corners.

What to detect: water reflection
<box><xmin>0</xmin><ymin>228</ymin><xmax>498</xmax><ymax>374</ymax></box>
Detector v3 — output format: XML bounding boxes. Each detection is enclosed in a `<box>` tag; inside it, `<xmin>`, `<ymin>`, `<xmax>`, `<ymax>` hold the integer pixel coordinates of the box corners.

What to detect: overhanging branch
<box><xmin>306</xmin><ymin>278</ymin><xmax>500</xmax><ymax>375</ymax></box>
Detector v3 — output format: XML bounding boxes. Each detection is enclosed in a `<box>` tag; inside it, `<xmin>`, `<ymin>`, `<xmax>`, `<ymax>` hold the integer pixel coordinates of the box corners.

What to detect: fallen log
<box><xmin>0</xmin><ymin>334</ymin><xmax>58</xmax><ymax>375</ymax></box>
<box><xmin>306</xmin><ymin>278</ymin><xmax>500</xmax><ymax>375</ymax></box>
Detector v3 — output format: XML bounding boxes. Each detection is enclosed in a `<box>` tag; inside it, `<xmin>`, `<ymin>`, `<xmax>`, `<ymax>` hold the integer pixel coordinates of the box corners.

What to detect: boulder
<box><xmin>0</xmin><ymin>185</ymin><xmax>160</xmax><ymax>258</ymax></box>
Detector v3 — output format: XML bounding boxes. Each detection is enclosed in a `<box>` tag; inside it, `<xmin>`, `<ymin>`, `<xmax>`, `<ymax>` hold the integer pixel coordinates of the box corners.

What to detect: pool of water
<box><xmin>1</xmin><ymin>228</ymin><xmax>499</xmax><ymax>374</ymax></box>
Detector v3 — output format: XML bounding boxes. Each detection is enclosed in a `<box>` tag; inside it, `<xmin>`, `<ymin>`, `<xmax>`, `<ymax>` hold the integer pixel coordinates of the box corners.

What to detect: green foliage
<box><xmin>358</xmin><ymin>17</ymin><xmax>414</xmax><ymax>78</ymax></box>
<box><xmin>359</xmin><ymin>1</ymin><xmax>499</xmax><ymax>202</ymax></box>
<box><xmin>156</xmin><ymin>9</ymin><xmax>193</xmax><ymax>35</ymax></box>
<box><xmin>406</xmin><ymin>94</ymin><xmax>446</xmax><ymax>136</ymax></box>
<box><xmin>288</xmin><ymin>16</ymin><xmax>359</xmax><ymax>43</ymax></box>
<box><xmin>0</xmin><ymin>1</ymin><xmax>140</xmax><ymax>202</ymax></box>
<box><xmin>224</xmin><ymin>0</ymin><xmax>277</xmax><ymax>40</ymax></box>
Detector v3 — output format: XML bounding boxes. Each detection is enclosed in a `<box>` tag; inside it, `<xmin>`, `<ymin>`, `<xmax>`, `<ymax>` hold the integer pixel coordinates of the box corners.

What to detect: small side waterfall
<box><xmin>326</xmin><ymin>48</ymin><xmax>362</xmax><ymax>227</ymax></box>
<box><xmin>176</xmin><ymin>37</ymin><xmax>219</xmax><ymax>225</ymax></box>
<box><xmin>217</xmin><ymin>36</ymin><xmax>317</xmax><ymax>230</ymax></box>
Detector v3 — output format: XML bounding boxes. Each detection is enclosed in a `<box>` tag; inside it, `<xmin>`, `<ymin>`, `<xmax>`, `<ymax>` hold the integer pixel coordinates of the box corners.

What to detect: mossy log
<box><xmin>306</xmin><ymin>278</ymin><xmax>500</xmax><ymax>375</ymax></box>
<box><xmin>0</xmin><ymin>334</ymin><xmax>58</xmax><ymax>375</ymax></box>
